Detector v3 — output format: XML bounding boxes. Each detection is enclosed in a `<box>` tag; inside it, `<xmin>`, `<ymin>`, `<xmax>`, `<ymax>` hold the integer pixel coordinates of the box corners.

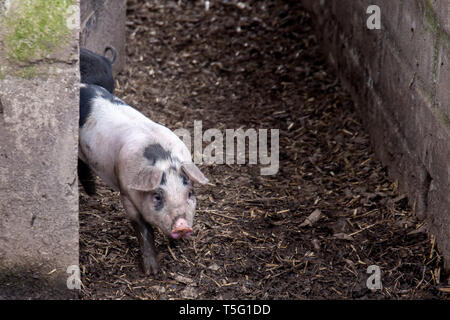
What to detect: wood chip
<box><xmin>299</xmin><ymin>209</ymin><xmax>322</xmax><ymax>227</ymax></box>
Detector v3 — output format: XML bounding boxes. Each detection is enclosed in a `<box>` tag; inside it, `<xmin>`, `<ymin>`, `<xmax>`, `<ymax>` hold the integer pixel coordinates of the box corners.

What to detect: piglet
<box><xmin>80</xmin><ymin>47</ymin><xmax>117</xmax><ymax>94</ymax></box>
<box><xmin>79</xmin><ymin>83</ymin><xmax>208</xmax><ymax>275</ymax></box>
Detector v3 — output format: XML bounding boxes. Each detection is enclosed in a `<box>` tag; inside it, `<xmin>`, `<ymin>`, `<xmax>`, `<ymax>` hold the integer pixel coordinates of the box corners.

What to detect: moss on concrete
<box><xmin>16</xmin><ymin>66</ymin><xmax>37</xmax><ymax>79</ymax></box>
<box><xmin>437</xmin><ymin>109</ymin><xmax>450</xmax><ymax>132</ymax></box>
<box><xmin>3</xmin><ymin>0</ymin><xmax>75</xmax><ymax>64</ymax></box>
<box><xmin>422</xmin><ymin>0</ymin><xmax>450</xmax><ymax>110</ymax></box>
<box><xmin>423</xmin><ymin>0</ymin><xmax>450</xmax><ymax>50</ymax></box>
<box><xmin>424</xmin><ymin>0</ymin><xmax>440</xmax><ymax>34</ymax></box>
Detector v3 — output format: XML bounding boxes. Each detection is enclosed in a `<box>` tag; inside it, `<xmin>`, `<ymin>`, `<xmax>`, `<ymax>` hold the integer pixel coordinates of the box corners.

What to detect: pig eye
<box><xmin>181</xmin><ymin>174</ymin><xmax>190</xmax><ymax>186</ymax></box>
<box><xmin>152</xmin><ymin>192</ymin><xmax>164</xmax><ymax>210</ymax></box>
<box><xmin>188</xmin><ymin>190</ymin><xmax>195</xmax><ymax>199</ymax></box>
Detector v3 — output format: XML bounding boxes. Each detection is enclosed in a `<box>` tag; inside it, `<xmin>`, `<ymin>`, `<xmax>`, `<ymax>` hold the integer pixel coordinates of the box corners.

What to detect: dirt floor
<box><xmin>79</xmin><ymin>0</ymin><xmax>449</xmax><ymax>299</ymax></box>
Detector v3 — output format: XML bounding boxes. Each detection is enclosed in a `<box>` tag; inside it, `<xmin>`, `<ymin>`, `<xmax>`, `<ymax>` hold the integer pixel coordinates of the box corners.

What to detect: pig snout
<box><xmin>171</xmin><ymin>218</ymin><xmax>193</xmax><ymax>239</ymax></box>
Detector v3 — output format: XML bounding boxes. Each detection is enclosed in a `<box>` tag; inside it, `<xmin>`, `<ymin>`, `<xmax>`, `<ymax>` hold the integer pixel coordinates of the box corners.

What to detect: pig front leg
<box><xmin>78</xmin><ymin>159</ymin><xmax>96</xmax><ymax>195</ymax></box>
<box><xmin>121</xmin><ymin>196</ymin><xmax>159</xmax><ymax>275</ymax></box>
<box><xmin>131</xmin><ymin>219</ymin><xmax>159</xmax><ymax>275</ymax></box>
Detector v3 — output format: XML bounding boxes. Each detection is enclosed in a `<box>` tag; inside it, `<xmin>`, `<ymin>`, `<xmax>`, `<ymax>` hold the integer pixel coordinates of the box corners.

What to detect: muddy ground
<box><xmin>79</xmin><ymin>0</ymin><xmax>449</xmax><ymax>299</ymax></box>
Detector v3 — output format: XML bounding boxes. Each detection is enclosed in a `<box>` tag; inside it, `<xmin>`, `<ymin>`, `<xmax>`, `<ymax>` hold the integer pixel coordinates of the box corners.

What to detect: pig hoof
<box><xmin>142</xmin><ymin>255</ymin><xmax>159</xmax><ymax>275</ymax></box>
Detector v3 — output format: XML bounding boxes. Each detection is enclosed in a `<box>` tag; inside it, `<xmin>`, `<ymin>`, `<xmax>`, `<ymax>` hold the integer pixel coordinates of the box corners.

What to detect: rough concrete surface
<box><xmin>0</xmin><ymin>0</ymin><xmax>80</xmax><ymax>299</ymax></box>
<box><xmin>80</xmin><ymin>0</ymin><xmax>127</xmax><ymax>74</ymax></box>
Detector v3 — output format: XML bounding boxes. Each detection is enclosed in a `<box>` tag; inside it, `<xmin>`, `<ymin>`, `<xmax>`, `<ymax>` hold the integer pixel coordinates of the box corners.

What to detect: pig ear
<box><xmin>129</xmin><ymin>167</ymin><xmax>163</xmax><ymax>191</ymax></box>
<box><xmin>181</xmin><ymin>162</ymin><xmax>209</xmax><ymax>185</ymax></box>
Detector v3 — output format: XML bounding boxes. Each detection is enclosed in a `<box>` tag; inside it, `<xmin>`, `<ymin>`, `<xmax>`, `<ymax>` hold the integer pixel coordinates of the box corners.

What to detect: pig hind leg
<box><xmin>78</xmin><ymin>159</ymin><xmax>97</xmax><ymax>195</ymax></box>
<box><xmin>131</xmin><ymin>217</ymin><xmax>160</xmax><ymax>275</ymax></box>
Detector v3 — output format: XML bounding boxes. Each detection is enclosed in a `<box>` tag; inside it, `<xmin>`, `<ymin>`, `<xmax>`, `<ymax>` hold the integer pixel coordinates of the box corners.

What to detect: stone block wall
<box><xmin>302</xmin><ymin>0</ymin><xmax>450</xmax><ymax>268</ymax></box>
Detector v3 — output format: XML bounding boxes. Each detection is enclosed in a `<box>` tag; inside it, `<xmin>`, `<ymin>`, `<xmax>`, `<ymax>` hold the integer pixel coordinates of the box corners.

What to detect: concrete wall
<box><xmin>0</xmin><ymin>0</ymin><xmax>126</xmax><ymax>299</ymax></box>
<box><xmin>0</xmin><ymin>0</ymin><xmax>80</xmax><ymax>299</ymax></box>
<box><xmin>302</xmin><ymin>0</ymin><xmax>450</xmax><ymax>268</ymax></box>
<box><xmin>80</xmin><ymin>0</ymin><xmax>127</xmax><ymax>74</ymax></box>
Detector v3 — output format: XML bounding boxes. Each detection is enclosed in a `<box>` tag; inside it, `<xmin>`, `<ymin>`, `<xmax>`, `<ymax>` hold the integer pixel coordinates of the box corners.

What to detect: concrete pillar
<box><xmin>0</xmin><ymin>0</ymin><xmax>80</xmax><ymax>299</ymax></box>
<box><xmin>80</xmin><ymin>0</ymin><xmax>127</xmax><ymax>75</ymax></box>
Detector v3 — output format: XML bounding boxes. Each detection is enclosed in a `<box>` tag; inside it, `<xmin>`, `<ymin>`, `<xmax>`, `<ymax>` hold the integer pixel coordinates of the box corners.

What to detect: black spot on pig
<box><xmin>143</xmin><ymin>144</ymin><xmax>171</xmax><ymax>165</ymax></box>
<box><xmin>80</xmin><ymin>84</ymin><xmax>129</xmax><ymax>128</ymax></box>
<box><xmin>80</xmin><ymin>48</ymin><xmax>115</xmax><ymax>94</ymax></box>
<box><xmin>161</xmin><ymin>172</ymin><xmax>167</xmax><ymax>185</ymax></box>
<box><xmin>79</xmin><ymin>84</ymin><xmax>96</xmax><ymax>127</ymax></box>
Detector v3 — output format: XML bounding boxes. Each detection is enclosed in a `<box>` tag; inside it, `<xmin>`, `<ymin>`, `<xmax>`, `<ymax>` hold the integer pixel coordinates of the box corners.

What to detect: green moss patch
<box><xmin>4</xmin><ymin>0</ymin><xmax>75</xmax><ymax>63</ymax></box>
<box><xmin>424</xmin><ymin>0</ymin><xmax>439</xmax><ymax>34</ymax></box>
<box><xmin>16</xmin><ymin>66</ymin><xmax>37</xmax><ymax>79</ymax></box>
<box><xmin>437</xmin><ymin>109</ymin><xmax>450</xmax><ymax>132</ymax></box>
